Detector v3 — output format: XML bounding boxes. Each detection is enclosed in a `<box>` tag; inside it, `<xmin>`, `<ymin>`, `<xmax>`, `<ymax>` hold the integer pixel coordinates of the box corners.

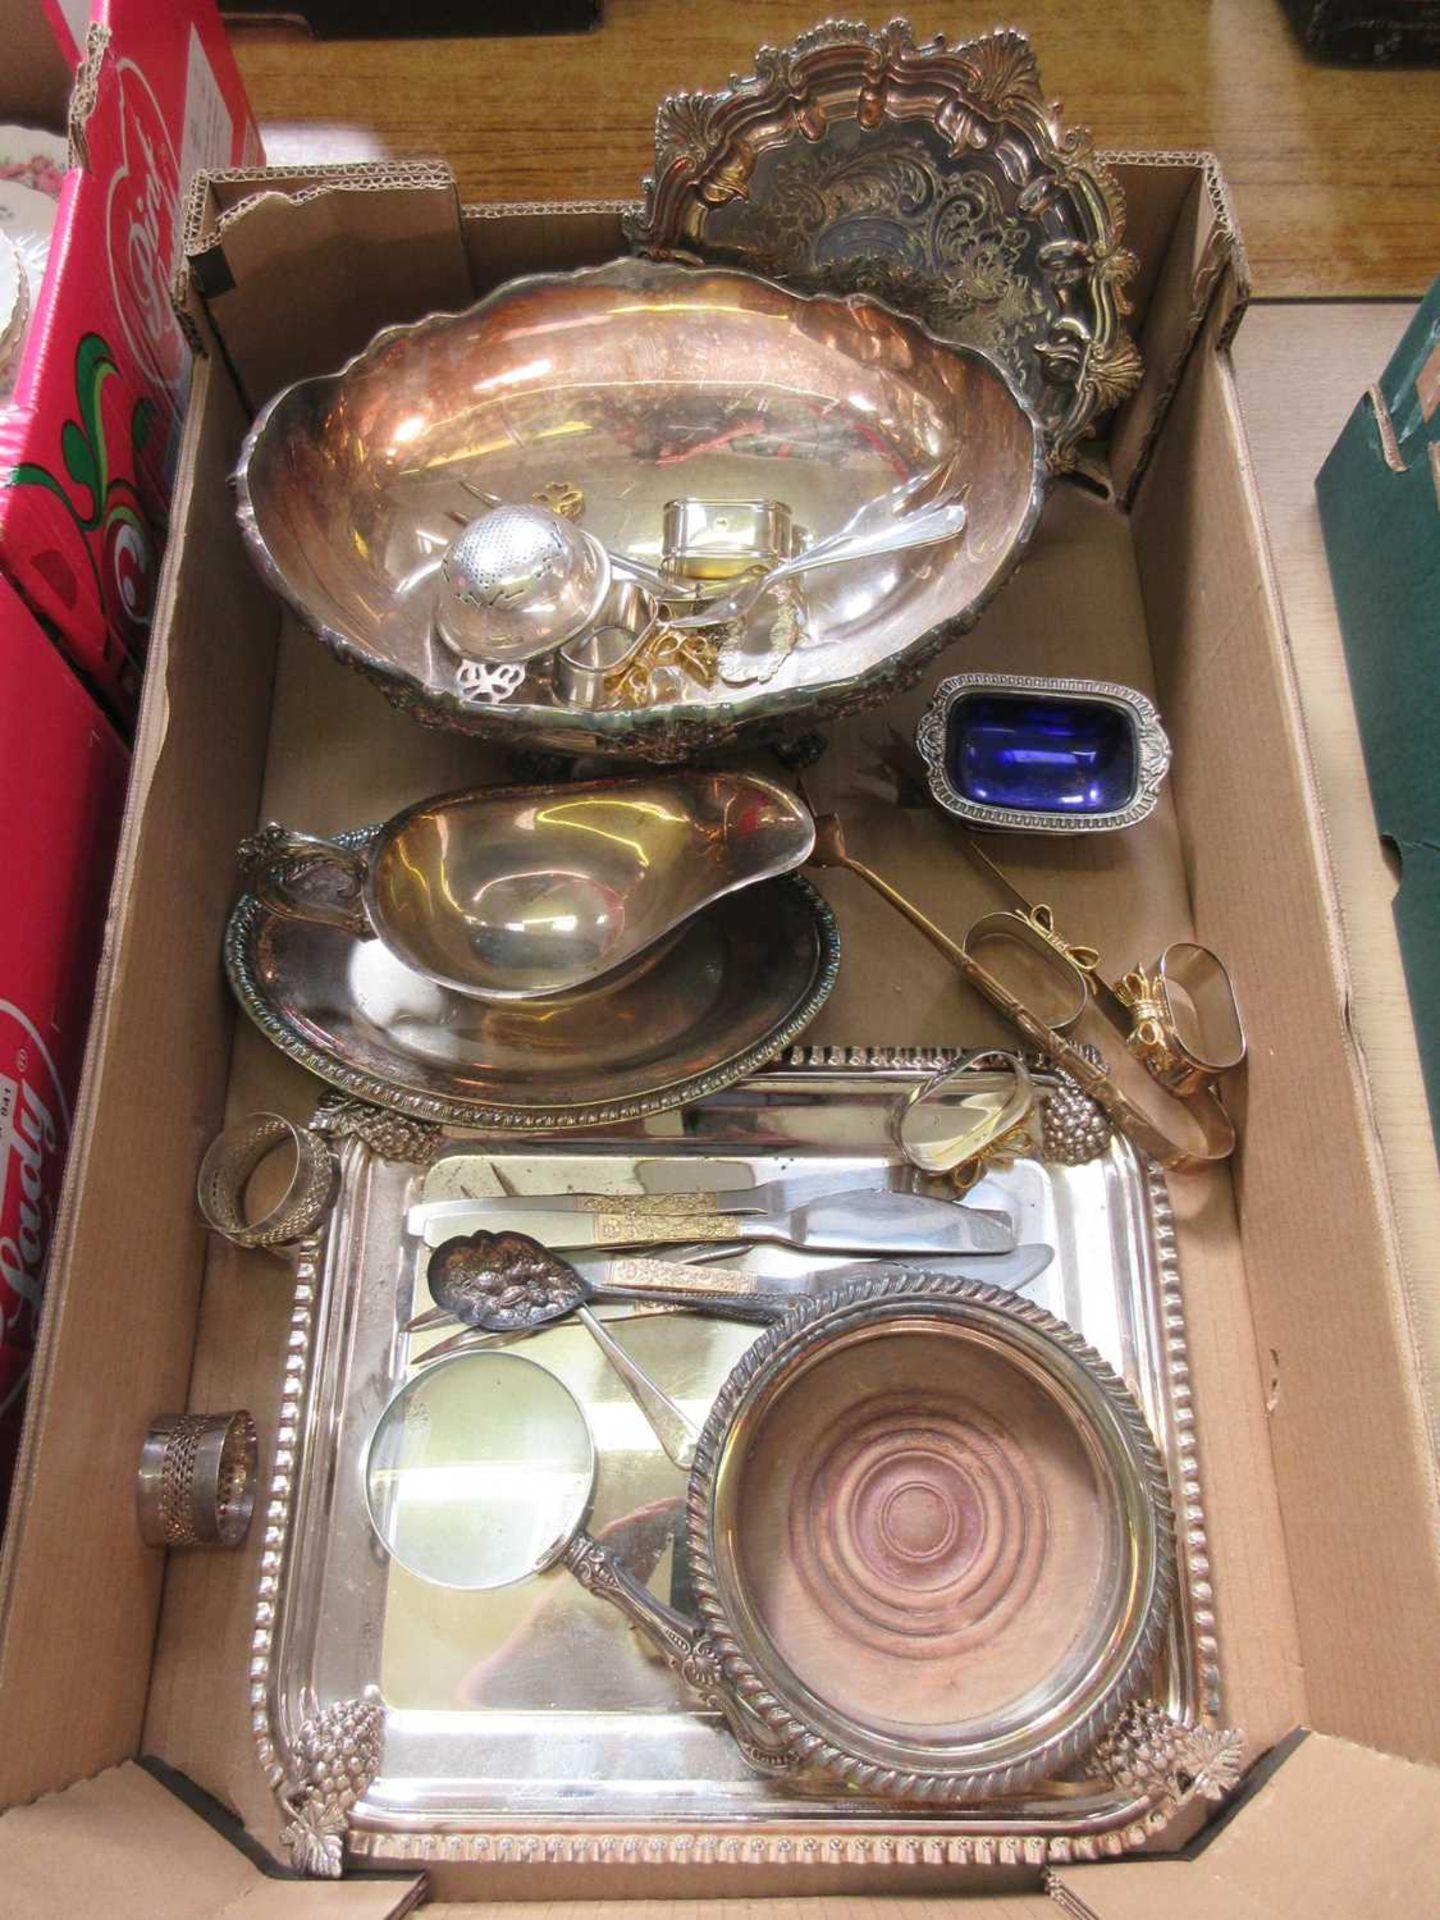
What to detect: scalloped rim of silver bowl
<box><xmin>233</xmin><ymin>257</ymin><xmax>1050</xmax><ymax>762</ymax></box>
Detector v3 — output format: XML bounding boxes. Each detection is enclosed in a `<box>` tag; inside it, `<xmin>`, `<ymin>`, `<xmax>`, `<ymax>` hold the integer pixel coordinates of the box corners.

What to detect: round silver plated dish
<box><xmin>235</xmin><ymin>257</ymin><xmax>1047</xmax><ymax>761</ymax></box>
<box><xmin>678</xmin><ymin>1270</ymin><xmax>1177</xmax><ymax>1797</ymax></box>
<box><xmin>544</xmin><ymin>1268</ymin><xmax>1176</xmax><ymax>1798</ymax></box>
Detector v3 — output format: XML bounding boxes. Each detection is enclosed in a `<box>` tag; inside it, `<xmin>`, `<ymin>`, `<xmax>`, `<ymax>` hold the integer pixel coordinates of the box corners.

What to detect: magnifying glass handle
<box><xmin>575</xmin><ymin>1306</ymin><xmax>699</xmax><ymax>1470</ymax></box>
<box><xmin>563</xmin><ymin>1533</ymin><xmax>798</xmax><ymax>1772</ymax></box>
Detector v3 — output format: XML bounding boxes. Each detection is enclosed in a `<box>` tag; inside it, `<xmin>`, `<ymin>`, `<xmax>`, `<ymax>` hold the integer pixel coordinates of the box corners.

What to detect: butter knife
<box><xmin>407</xmin><ymin>1187</ymin><xmax>1016</xmax><ymax>1256</ymax></box>
<box><xmin>418</xmin><ymin>1169</ymin><xmax>905</xmax><ymax>1220</ymax></box>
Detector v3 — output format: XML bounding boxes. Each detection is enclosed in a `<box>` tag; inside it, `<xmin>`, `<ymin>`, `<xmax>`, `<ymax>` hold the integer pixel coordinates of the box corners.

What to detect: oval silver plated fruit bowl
<box><xmin>235</xmin><ymin>257</ymin><xmax>1047</xmax><ymax>761</ymax></box>
<box><xmin>237</xmin><ymin>771</ymin><xmax>814</xmax><ymax>1001</ymax></box>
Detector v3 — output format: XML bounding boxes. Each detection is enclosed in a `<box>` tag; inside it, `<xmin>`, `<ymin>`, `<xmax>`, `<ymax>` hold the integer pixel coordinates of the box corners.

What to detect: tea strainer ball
<box><xmin>433</xmin><ymin>504</ymin><xmax>612</xmax><ymax>665</ymax></box>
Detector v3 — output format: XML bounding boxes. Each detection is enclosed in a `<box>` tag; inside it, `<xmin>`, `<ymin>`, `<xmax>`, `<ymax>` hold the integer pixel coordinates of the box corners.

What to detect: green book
<box><xmin>1317</xmin><ymin>280</ymin><xmax>1440</xmax><ymax>1147</ymax></box>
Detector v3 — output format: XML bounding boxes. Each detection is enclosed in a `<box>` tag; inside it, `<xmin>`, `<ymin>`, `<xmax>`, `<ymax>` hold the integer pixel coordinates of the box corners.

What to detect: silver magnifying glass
<box><xmin>365</xmin><ymin>1352</ymin><xmax>596</xmax><ymax>1591</ymax></box>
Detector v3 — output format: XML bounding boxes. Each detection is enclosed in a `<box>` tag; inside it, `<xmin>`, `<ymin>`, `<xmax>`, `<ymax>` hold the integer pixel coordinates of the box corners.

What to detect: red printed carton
<box><xmin>1</xmin><ymin>0</ymin><xmax>262</xmax><ymax>730</ymax></box>
<box><xmin>0</xmin><ymin>569</ymin><xmax>129</xmax><ymax>1511</ymax></box>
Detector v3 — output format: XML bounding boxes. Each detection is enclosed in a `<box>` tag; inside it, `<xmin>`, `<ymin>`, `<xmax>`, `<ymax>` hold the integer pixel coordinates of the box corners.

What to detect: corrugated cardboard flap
<box><xmin>178</xmin><ymin>163</ymin><xmax>473</xmax><ymax>412</ymax></box>
<box><xmin>1133</xmin><ymin>298</ymin><xmax>1440</xmax><ymax>1759</ymax></box>
<box><xmin>170</xmin><ymin>154</ymin><xmax>1248</xmax><ymax>503</ymax></box>
<box><xmin>0</xmin><ymin>1762</ymin><xmax>424</xmax><ymax>1918</ymax></box>
<box><xmin>1047</xmin><ymin>1732</ymin><xmax>1440</xmax><ymax>1918</ymax></box>
<box><xmin>0</xmin><ymin>353</ymin><xmax>280</xmax><ymax>1809</ymax></box>
<box><xmin>1106</xmin><ymin>153</ymin><xmax>1251</xmax><ymax>503</ymax></box>
<box><xmin>65</xmin><ymin>16</ymin><xmax>106</xmax><ymax>173</ymax></box>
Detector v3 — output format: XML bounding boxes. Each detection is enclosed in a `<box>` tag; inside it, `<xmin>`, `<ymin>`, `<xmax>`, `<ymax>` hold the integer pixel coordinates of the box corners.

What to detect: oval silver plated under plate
<box><xmin>224</xmin><ymin>840</ymin><xmax>840</xmax><ymax>1130</ymax></box>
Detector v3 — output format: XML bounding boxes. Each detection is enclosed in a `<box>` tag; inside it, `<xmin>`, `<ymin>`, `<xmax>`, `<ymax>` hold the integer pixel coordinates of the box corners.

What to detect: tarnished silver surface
<box><xmin>225</xmin><ymin>843</ymin><xmax>839</xmax><ymax>1130</ymax></box>
<box><xmin>1093</xmin><ymin>1701</ymin><xmax>1244</xmax><ymax>1813</ymax></box>
<box><xmin>626</xmin><ymin>21</ymin><xmax>1141</xmax><ymax>468</ymax></box>
<box><xmin>235</xmin><ymin>257</ymin><xmax>1046</xmax><ymax>760</ymax></box>
<box><xmin>252</xmin><ymin>1055</ymin><xmax>1225</xmax><ymax>1869</ymax></box>
<box><xmin>1041</xmin><ymin>1072</ymin><xmax>1114</xmax><ymax>1164</ymax></box>
<box><xmin>276</xmin><ymin>1691</ymin><xmax>386</xmax><ymax>1877</ymax></box>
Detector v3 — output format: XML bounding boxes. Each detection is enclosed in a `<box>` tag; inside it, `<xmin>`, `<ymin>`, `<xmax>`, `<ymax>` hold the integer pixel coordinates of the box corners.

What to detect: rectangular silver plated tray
<box><xmin>253</xmin><ymin>1051</ymin><xmax>1228</xmax><ymax>1873</ymax></box>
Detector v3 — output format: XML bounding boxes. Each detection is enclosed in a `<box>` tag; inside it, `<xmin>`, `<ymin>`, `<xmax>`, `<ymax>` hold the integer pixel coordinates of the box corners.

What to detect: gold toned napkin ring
<box><xmin>136</xmin><ymin>1411</ymin><xmax>258</xmax><ymax>1549</ymax></box>
<box><xmin>895</xmin><ymin>1049</ymin><xmax>1037</xmax><ymax>1188</ymax></box>
<box><xmin>963</xmin><ymin>904</ymin><xmax>1097</xmax><ymax>1036</ymax></box>
<box><xmin>1111</xmin><ymin>946</ymin><xmax>1247</xmax><ymax>1095</ymax></box>
<box><xmin>956</xmin><ymin>836</ymin><xmax>1246</xmax><ymax>1154</ymax></box>
<box><xmin>954</xmin><ymin>936</ymin><xmax>1236</xmax><ymax>1172</ymax></box>
<box><xmin>806</xmin><ymin>806</ymin><xmax>1239</xmax><ymax>1172</ymax></box>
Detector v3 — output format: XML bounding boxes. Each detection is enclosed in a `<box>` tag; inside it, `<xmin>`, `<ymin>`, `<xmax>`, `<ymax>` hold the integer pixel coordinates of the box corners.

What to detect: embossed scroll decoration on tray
<box><xmin>626</xmin><ymin>20</ymin><xmax>1142</xmax><ymax>467</ymax></box>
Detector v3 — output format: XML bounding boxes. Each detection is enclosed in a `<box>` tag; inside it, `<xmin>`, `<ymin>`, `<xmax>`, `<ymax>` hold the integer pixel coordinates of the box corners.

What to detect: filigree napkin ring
<box><xmin>197</xmin><ymin>1113</ymin><xmax>337</xmax><ymax>1251</ymax></box>
<box><xmin>136</xmin><ymin>1411</ymin><xmax>258</xmax><ymax>1549</ymax></box>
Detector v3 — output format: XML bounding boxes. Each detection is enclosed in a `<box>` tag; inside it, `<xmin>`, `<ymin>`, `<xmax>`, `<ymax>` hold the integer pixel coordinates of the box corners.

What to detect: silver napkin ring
<box><xmin>136</xmin><ymin>1411</ymin><xmax>258</xmax><ymax>1548</ymax></box>
<box><xmin>197</xmin><ymin>1113</ymin><xmax>336</xmax><ymax>1249</ymax></box>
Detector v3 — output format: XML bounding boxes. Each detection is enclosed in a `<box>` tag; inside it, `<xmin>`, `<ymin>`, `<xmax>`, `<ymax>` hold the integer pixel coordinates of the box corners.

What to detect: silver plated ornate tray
<box><xmin>626</xmin><ymin>22</ymin><xmax>1141</xmax><ymax>468</ymax></box>
<box><xmin>225</xmin><ymin>845</ymin><xmax>839</xmax><ymax>1130</ymax></box>
<box><xmin>253</xmin><ymin>1055</ymin><xmax>1239</xmax><ymax>1874</ymax></box>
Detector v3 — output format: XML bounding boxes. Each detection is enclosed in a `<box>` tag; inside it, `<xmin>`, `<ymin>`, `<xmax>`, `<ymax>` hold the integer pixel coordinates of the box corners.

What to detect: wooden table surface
<box><xmin>230</xmin><ymin>0</ymin><xmax>1440</xmax><ymax>299</ymax></box>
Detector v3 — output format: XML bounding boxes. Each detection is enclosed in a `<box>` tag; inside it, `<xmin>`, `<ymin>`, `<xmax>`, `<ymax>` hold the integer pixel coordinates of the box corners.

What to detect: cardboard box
<box><xmin>2</xmin><ymin>155</ymin><xmax>1439</xmax><ymax>1912</ymax></box>
<box><xmin>1231</xmin><ymin>303</ymin><xmax>1440</xmax><ymax>1632</ymax></box>
<box><xmin>0</xmin><ymin>568</ymin><xmax>129</xmax><ymax>1518</ymax></box>
<box><xmin>0</xmin><ymin>0</ymin><xmax>262</xmax><ymax>728</ymax></box>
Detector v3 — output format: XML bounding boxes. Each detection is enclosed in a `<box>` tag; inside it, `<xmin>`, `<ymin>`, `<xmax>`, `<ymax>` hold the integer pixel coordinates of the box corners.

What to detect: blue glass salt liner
<box><xmin>945</xmin><ymin>692</ymin><xmax>1139</xmax><ymax>817</ymax></box>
